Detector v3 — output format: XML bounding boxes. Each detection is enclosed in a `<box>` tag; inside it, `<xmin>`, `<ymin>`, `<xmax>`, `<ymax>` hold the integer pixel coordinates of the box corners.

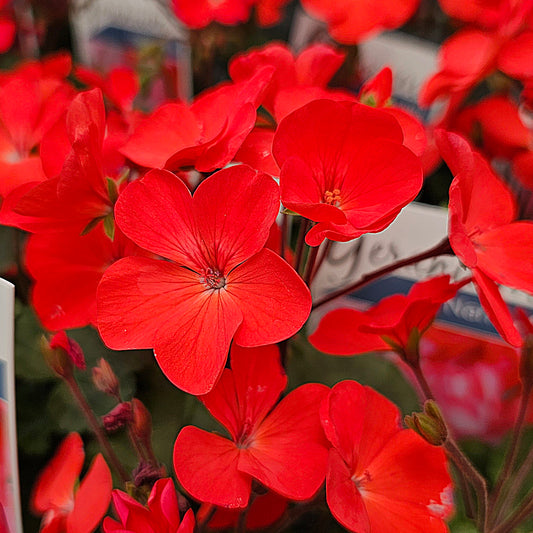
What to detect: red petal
<box><xmin>294</xmin><ymin>43</ymin><xmax>345</xmax><ymax>87</ymax></box>
<box><xmin>498</xmin><ymin>31</ymin><xmax>533</xmax><ymax>80</ymax></box>
<box><xmin>326</xmin><ymin>448</ymin><xmax>371</xmax><ymax>533</ymax></box>
<box><xmin>361</xmin><ymin>431</ymin><xmax>451</xmax><ymax>533</ymax></box>
<box><xmin>309</xmin><ymin>308</ymin><xmax>390</xmax><ymax>356</ymax></box>
<box><xmin>31</xmin><ymin>433</ymin><xmax>84</xmax><ymax>513</ymax></box>
<box><xmin>472</xmin><ymin>269</ymin><xmax>522</xmax><ymax>347</ymax></box>
<box><xmin>173</xmin><ymin>426</ymin><xmax>251</xmax><ymax>508</ymax></box>
<box><xmin>97</xmin><ymin>257</ymin><xmax>243</xmax><ymax>394</ymax></box>
<box><xmin>226</xmin><ymin>248</ymin><xmax>311</xmax><ymax>347</ymax></box>
<box><xmin>114</xmin><ymin>169</ymin><xmax>200</xmax><ymax>267</ymax></box>
<box><xmin>201</xmin><ymin>344</ymin><xmax>287</xmax><ymax>441</ymax></box>
<box><xmin>67</xmin><ymin>454</ymin><xmax>112</xmax><ymax>533</ymax></box>
<box><xmin>0</xmin><ymin>17</ymin><xmax>15</xmax><ymax>53</ymax></box>
<box><xmin>475</xmin><ymin>222</ymin><xmax>533</xmax><ymax>293</ymax></box>
<box><xmin>320</xmin><ymin>381</ymin><xmax>400</xmax><ymax>470</ymax></box>
<box><xmin>120</xmin><ymin>103</ymin><xmax>200</xmax><ymax>168</ymax></box>
<box><xmin>233</xmin><ymin>128</ymin><xmax>279</xmax><ymax>177</ymax></box>
<box><xmin>240</xmin><ymin>383</ymin><xmax>329</xmax><ymax>500</ymax></box>
<box><xmin>192</xmin><ymin>165</ymin><xmax>280</xmax><ymax>272</ymax></box>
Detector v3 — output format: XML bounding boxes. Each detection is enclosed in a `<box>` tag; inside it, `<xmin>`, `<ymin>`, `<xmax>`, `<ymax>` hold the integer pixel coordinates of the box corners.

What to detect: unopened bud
<box><xmin>41</xmin><ymin>333</ymin><xmax>75</xmax><ymax>378</ymax></box>
<box><xmin>102</xmin><ymin>402</ymin><xmax>133</xmax><ymax>432</ymax></box>
<box><xmin>92</xmin><ymin>358</ymin><xmax>120</xmax><ymax>398</ymax></box>
<box><xmin>405</xmin><ymin>400</ymin><xmax>447</xmax><ymax>446</ymax></box>
<box><xmin>132</xmin><ymin>460</ymin><xmax>165</xmax><ymax>488</ymax></box>
<box><xmin>132</xmin><ymin>399</ymin><xmax>152</xmax><ymax>445</ymax></box>
<box><xmin>49</xmin><ymin>331</ymin><xmax>85</xmax><ymax>370</ymax></box>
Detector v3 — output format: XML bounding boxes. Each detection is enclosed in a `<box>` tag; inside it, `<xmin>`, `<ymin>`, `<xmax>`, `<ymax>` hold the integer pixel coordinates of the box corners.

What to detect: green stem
<box><xmin>309</xmin><ymin>239</ymin><xmax>332</xmax><ymax>285</ymax></box>
<box><xmin>303</xmin><ymin>245</ymin><xmax>320</xmax><ymax>286</ymax></box>
<box><xmin>294</xmin><ymin>219</ymin><xmax>310</xmax><ymax>274</ymax></box>
<box><xmin>489</xmin><ymin>382</ymin><xmax>532</xmax><ymax>526</ymax></box>
<box><xmin>312</xmin><ymin>237</ymin><xmax>453</xmax><ymax>310</ymax></box>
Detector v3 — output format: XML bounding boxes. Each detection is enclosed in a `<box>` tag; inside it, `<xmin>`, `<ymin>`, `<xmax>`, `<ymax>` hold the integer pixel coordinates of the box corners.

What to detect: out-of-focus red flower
<box><xmin>273</xmin><ymin>100</ymin><xmax>423</xmax><ymax>246</ymax></box>
<box><xmin>171</xmin><ymin>0</ymin><xmax>252</xmax><ymax>29</ymax></box>
<box><xmin>171</xmin><ymin>0</ymin><xmax>290</xmax><ymax>28</ymax></box>
<box><xmin>300</xmin><ymin>0</ymin><xmax>421</xmax><ymax>44</ymax></box>
<box><xmin>75</xmin><ymin>66</ymin><xmax>140</xmax><ymax>115</ymax></box>
<box><xmin>97</xmin><ymin>165</ymin><xmax>311</xmax><ymax>394</ymax></box>
<box><xmin>310</xmin><ymin>275</ymin><xmax>466</xmax><ymax>357</ymax></box>
<box><xmin>229</xmin><ymin>42</ymin><xmax>348</xmax><ymax>122</ymax></box>
<box><xmin>420</xmin><ymin>326</ymin><xmax>531</xmax><ymax>443</ymax></box>
<box><xmin>0</xmin><ymin>54</ymin><xmax>73</xmax><ymax>203</ymax></box>
<box><xmin>230</xmin><ymin>43</ymin><xmax>351</xmax><ymax>175</ymax></box>
<box><xmin>31</xmin><ymin>433</ymin><xmax>112</xmax><ymax>533</ymax></box>
<box><xmin>322</xmin><ymin>381</ymin><xmax>453</xmax><ymax>533</ymax></box>
<box><xmin>121</xmin><ymin>67</ymin><xmax>272</xmax><ymax>172</ymax></box>
<box><xmin>10</xmin><ymin>88</ymin><xmax>126</xmax><ymax>234</ymax></box>
<box><xmin>103</xmin><ymin>478</ymin><xmax>195</xmax><ymax>533</ymax></box>
<box><xmin>173</xmin><ymin>344</ymin><xmax>329</xmax><ymax>508</ymax></box>
<box><xmin>198</xmin><ymin>491</ymin><xmax>287</xmax><ymax>530</ymax></box>
<box><xmin>437</xmin><ymin>131</ymin><xmax>533</xmax><ymax>346</ymax></box>
<box><xmin>420</xmin><ymin>2</ymin><xmax>533</xmax><ymax>115</ymax></box>
<box><xmin>0</xmin><ymin>0</ymin><xmax>15</xmax><ymax>54</ymax></box>
<box><xmin>452</xmin><ymin>94</ymin><xmax>530</xmax><ymax>160</ymax></box>
<box><xmin>25</xmin><ymin>226</ymin><xmax>150</xmax><ymax>331</ymax></box>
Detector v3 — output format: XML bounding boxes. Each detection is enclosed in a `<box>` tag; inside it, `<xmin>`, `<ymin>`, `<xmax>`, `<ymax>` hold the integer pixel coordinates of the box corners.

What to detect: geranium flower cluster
<box><xmin>2</xmin><ymin>1</ymin><xmax>533</xmax><ymax>533</ymax></box>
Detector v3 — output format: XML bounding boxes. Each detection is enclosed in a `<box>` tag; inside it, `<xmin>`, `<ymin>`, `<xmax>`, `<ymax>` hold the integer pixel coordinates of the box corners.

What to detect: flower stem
<box><xmin>409</xmin><ymin>355</ymin><xmax>488</xmax><ymax>532</ymax></box>
<box><xmin>303</xmin><ymin>245</ymin><xmax>320</xmax><ymax>286</ymax></box>
<box><xmin>489</xmin><ymin>381</ymin><xmax>532</xmax><ymax>526</ymax></box>
<box><xmin>65</xmin><ymin>374</ymin><xmax>129</xmax><ymax>483</ymax></box>
<box><xmin>294</xmin><ymin>219</ymin><xmax>310</xmax><ymax>274</ymax></box>
<box><xmin>311</xmin><ymin>237</ymin><xmax>453</xmax><ymax>310</ymax></box>
<box><xmin>309</xmin><ymin>239</ymin><xmax>332</xmax><ymax>285</ymax></box>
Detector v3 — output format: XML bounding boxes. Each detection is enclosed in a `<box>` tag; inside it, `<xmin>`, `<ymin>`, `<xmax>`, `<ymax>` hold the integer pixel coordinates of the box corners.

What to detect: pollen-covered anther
<box><xmin>202</xmin><ymin>268</ymin><xmax>227</xmax><ymax>289</ymax></box>
<box><xmin>324</xmin><ymin>188</ymin><xmax>342</xmax><ymax>206</ymax></box>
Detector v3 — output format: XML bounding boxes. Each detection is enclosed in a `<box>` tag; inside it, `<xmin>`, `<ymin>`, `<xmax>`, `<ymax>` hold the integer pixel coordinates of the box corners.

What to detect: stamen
<box><xmin>323</xmin><ymin>188</ymin><xmax>342</xmax><ymax>207</ymax></box>
<box><xmin>201</xmin><ymin>268</ymin><xmax>226</xmax><ymax>289</ymax></box>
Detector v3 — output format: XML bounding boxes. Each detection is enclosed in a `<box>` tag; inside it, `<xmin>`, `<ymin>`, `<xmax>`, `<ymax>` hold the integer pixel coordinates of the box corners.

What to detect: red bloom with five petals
<box><xmin>321</xmin><ymin>380</ymin><xmax>453</xmax><ymax>533</ymax></box>
<box><xmin>97</xmin><ymin>165</ymin><xmax>311</xmax><ymax>394</ymax></box>
<box><xmin>273</xmin><ymin>100</ymin><xmax>423</xmax><ymax>246</ymax></box>
<box><xmin>173</xmin><ymin>344</ymin><xmax>329</xmax><ymax>508</ymax></box>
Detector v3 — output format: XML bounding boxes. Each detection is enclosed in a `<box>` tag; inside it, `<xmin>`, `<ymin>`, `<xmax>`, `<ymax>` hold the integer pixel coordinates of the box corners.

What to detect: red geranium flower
<box><xmin>31</xmin><ymin>432</ymin><xmax>112</xmax><ymax>533</ymax></box>
<box><xmin>11</xmin><ymin>88</ymin><xmax>124</xmax><ymax>235</ymax></box>
<box><xmin>173</xmin><ymin>344</ymin><xmax>329</xmax><ymax>507</ymax></box>
<box><xmin>321</xmin><ymin>380</ymin><xmax>453</xmax><ymax>533</ymax></box>
<box><xmin>420</xmin><ymin>325</ymin><xmax>531</xmax><ymax>443</ymax></box>
<box><xmin>420</xmin><ymin>2</ymin><xmax>533</xmax><ymax>114</ymax></box>
<box><xmin>309</xmin><ymin>275</ymin><xmax>467</xmax><ymax>357</ymax></box>
<box><xmin>120</xmin><ymin>67</ymin><xmax>272</xmax><ymax>172</ymax></box>
<box><xmin>437</xmin><ymin>131</ymin><xmax>533</xmax><ymax>346</ymax></box>
<box><xmin>300</xmin><ymin>0</ymin><xmax>421</xmax><ymax>44</ymax></box>
<box><xmin>97</xmin><ymin>165</ymin><xmax>311</xmax><ymax>394</ymax></box>
<box><xmin>25</xmin><ymin>226</ymin><xmax>150</xmax><ymax>331</ymax></box>
<box><xmin>273</xmin><ymin>99</ymin><xmax>423</xmax><ymax>246</ymax></box>
<box><xmin>103</xmin><ymin>478</ymin><xmax>195</xmax><ymax>533</ymax></box>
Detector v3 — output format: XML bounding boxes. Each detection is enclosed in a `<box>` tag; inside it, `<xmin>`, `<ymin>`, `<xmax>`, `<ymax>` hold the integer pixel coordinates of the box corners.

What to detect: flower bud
<box><xmin>405</xmin><ymin>400</ymin><xmax>447</xmax><ymax>446</ymax></box>
<box><xmin>102</xmin><ymin>402</ymin><xmax>133</xmax><ymax>433</ymax></box>
<box><xmin>131</xmin><ymin>398</ymin><xmax>152</xmax><ymax>445</ymax></box>
<box><xmin>41</xmin><ymin>332</ymin><xmax>83</xmax><ymax>378</ymax></box>
<box><xmin>132</xmin><ymin>460</ymin><xmax>165</xmax><ymax>488</ymax></box>
<box><xmin>48</xmin><ymin>331</ymin><xmax>86</xmax><ymax>370</ymax></box>
<box><xmin>92</xmin><ymin>358</ymin><xmax>120</xmax><ymax>398</ymax></box>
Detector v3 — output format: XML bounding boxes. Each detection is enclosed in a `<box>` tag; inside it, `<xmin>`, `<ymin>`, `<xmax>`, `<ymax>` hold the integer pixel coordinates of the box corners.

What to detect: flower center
<box><xmin>201</xmin><ymin>268</ymin><xmax>226</xmax><ymax>290</ymax></box>
<box><xmin>352</xmin><ymin>469</ymin><xmax>372</xmax><ymax>493</ymax></box>
<box><xmin>323</xmin><ymin>188</ymin><xmax>342</xmax><ymax>207</ymax></box>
